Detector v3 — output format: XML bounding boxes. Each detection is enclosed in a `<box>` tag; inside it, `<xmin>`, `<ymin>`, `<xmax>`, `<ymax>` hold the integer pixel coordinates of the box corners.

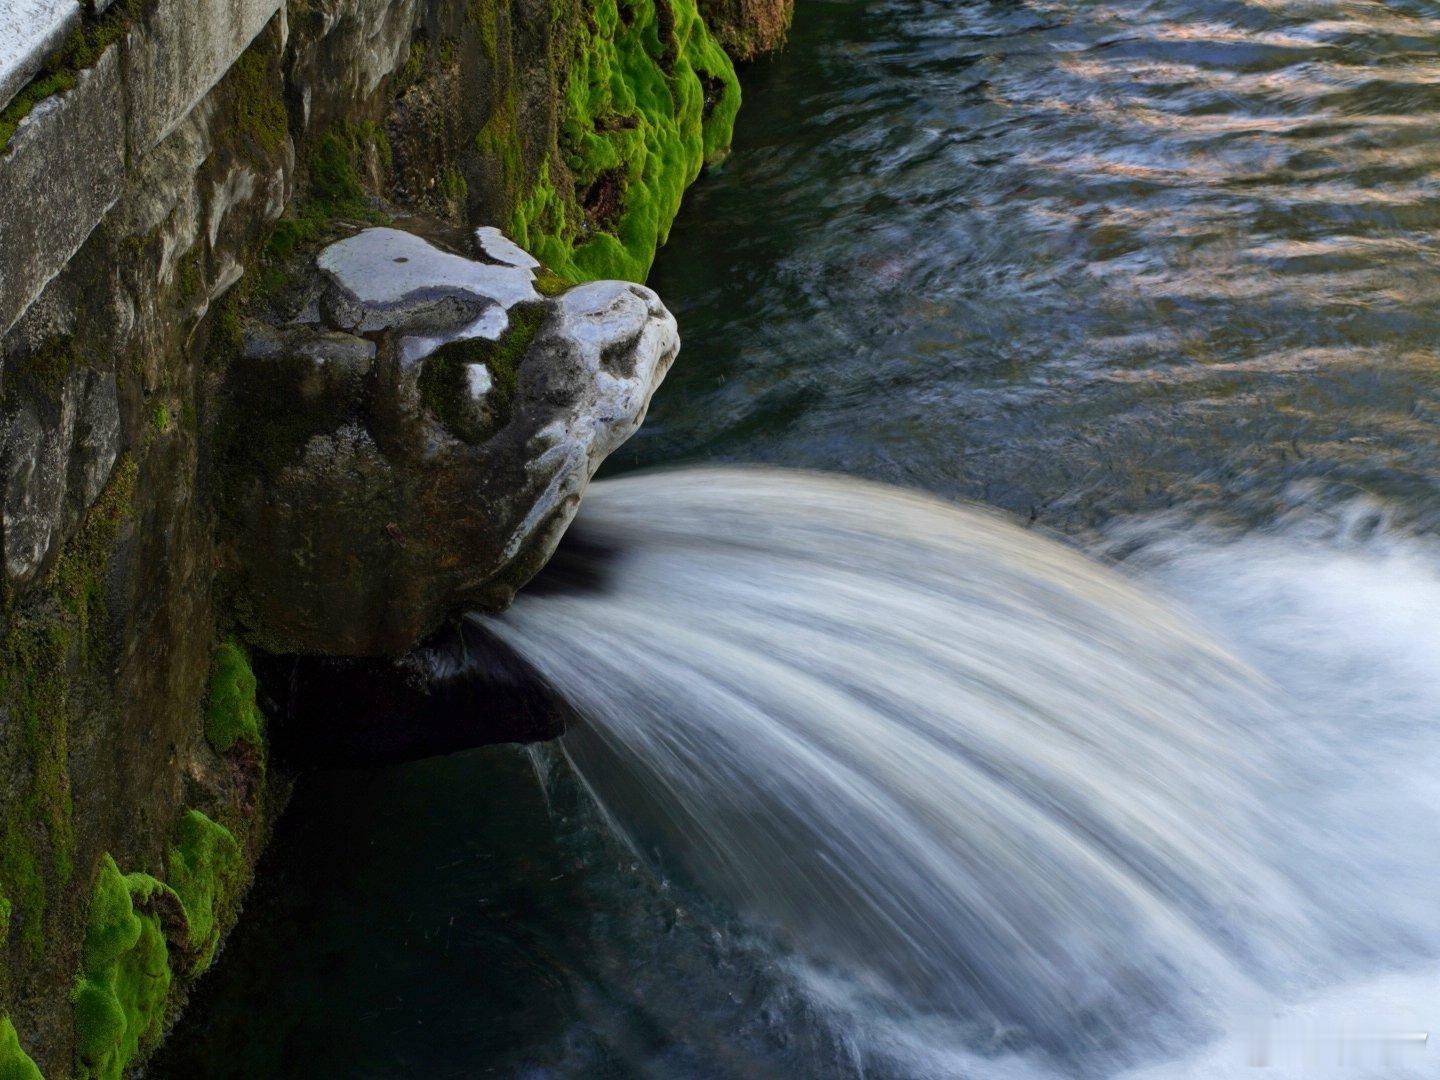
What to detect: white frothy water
<box><xmin>477</xmin><ymin>469</ymin><xmax>1440</xmax><ymax>1077</ymax></box>
<box><xmin>1110</xmin><ymin>497</ymin><xmax>1440</xmax><ymax>1079</ymax></box>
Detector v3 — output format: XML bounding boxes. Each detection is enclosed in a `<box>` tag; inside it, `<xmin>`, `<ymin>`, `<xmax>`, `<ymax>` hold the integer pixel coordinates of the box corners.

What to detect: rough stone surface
<box><xmin>316</xmin><ymin>226</ymin><xmax>540</xmax><ymax>333</ymax></box>
<box><xmin>0</xmin><ymin>19</ymin><xmax>295</xmax><ymax>1072</ymax></box>
<box><xmin>475</xmin><ymin>225</ymin><xmax>541</xmax><ymax>270</ymax></box>
<box><xmin>121</xmin><ymin>0</ymin><xmax>283</xmax><ymax>157</ymax></box>
<box><xmin>0</xmin><ymin>0</ymin><xmax>81</xmax><ymax>112</ymax></box>
<box><xmin>1</xmin><ymin>369</ymin><xmax>119</xmax><ymax>583</ymax></box>
<box><xmin>0</xmin><ymin>44</ymin><xmax>126</xmax><ymax>342</ymax></box>
<box><xmin>228</xmin><ymin>227</ymin><xmax>678</xmax><ymax>655</ymax></box>
<box><xmin>286</xmin><ymin>0</ymin><xmax>421</xmax><ymax>132</ymax></box>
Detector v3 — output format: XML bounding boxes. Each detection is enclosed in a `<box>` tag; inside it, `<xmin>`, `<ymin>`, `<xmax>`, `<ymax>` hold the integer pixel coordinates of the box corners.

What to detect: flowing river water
<box><xmin>155</xmin><ymin>1</ymin><xmax>1440</xmax><ymax>1076</ymax></box>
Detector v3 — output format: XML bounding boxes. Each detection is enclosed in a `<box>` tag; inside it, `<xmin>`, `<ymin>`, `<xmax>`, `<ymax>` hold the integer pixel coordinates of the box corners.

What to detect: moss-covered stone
<box><xmin>0</xmin><ymin>0</ymin><xmax>788</xmax><ymax>1064</ymax></box>
<box><xmin>507</xmin><ymin>0</ymin><xmax>742</xmax><ymax>282</ymax></box>
<box><xmin>0</xmin><ymin>0</ymin><xmax>147</xmax><ymax>152</ymax></box>
<box><xmin>164</xmin><ymin>812</ymin><xmax>244</xmax><ymax>972</ymax></box>
<box><xmin>71</xmin><ymin>810</ymin><xmax>244</xmax><ymax>1080</ymax></box>
<box><xmin>418</xmin><ymin>302</ymin><xmax>546</xmax><ymax>443</ymax></box>
<box><xmin>228</xmin><ymin>48</ymin><xmax>289</xmax><ymax>157</ymax></box>
<box><xmin>0</xmin><ymin>456</ymin><xmax>136</xmax><ymax>965</ymax></box>
<box><xmin>259</xmin><ymin>120</ymin><xmax>393</xmax><ymax>299</ymax></box>
<box><xmin>204</xmin><ymin>643</ymin><xmax>263</xmax><ymax>756</ymax></box>
<box><xmin>698</xmin><ymin>0</ymin><xmax>793</xmax><ymax>62</ymax></box>
<box><xmin>0</xmin><ymin>1016</ymin><xmax>42</xmax><ymax>1080</ymax></box>
<box><xmin>4</xmin><ymin>336</ymin><xmax>79</xmax><ymax>402</ymax></box>
<box><xmin>71</xmin><ymin>858</ymin><xmax>170</xmax><ymax>1080</ymax></box>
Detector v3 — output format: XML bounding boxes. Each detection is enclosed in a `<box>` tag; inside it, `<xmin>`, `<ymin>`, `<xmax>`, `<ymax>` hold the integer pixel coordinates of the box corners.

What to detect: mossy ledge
<box><xmin>0</xmin><ymin>0</ymin><xmax>789</xmax><ymax>1071</ymax></box>
<box><xmin>0</xmin><ymin>0</ymin><xmax>148</xmax><ymax>153</ymax></box>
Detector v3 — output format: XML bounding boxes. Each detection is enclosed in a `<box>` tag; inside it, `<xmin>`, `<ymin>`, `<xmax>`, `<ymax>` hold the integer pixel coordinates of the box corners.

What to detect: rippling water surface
<box><xmin>622</xmin><ymin>0</ymin><xmax>1440</xmax><ymax>534</ymax></box>
<box><xmin>155</xmin><ymin>1</ymin><xmax>1440</xmax><ymax>1076</ymax></box>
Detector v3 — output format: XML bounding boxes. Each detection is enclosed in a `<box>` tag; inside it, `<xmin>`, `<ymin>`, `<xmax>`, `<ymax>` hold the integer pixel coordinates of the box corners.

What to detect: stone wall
<box><xmin>0</xmin><ymin>0</ymin><xmax>284</xmax><ymax>340</ymax></box>
<box><xmin>0</xmin><ymin>0</ymin><xmax>791</xmax><ymax>1074</ymax></box>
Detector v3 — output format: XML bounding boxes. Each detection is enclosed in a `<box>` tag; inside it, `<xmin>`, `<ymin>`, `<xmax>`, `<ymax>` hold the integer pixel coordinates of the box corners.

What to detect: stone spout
<box><xmin>222</xmin><ymin>225</ymin><xmax>678</xmax><ymax>656</ymax></box>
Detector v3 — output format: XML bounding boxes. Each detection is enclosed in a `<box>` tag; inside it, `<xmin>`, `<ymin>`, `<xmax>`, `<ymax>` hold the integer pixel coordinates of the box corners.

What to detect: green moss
<box><xmin>418</xmin><ymin>302</ymin><xmax>545</xmax><ymax>443</ymax></box>
<box><xmin>150</xmin><ymin>403</ymin><xmax>170</xmax><ymax>435</ymax></box>
<box><xmin>52</xmin><ymin>457</ymin><xmax>138</xmax><ymax>653</ymax></box>
<box><xmin>439</xmin><ymin>164</ymin><xmax>469</xmax><ymax>206</ymax></box>
<box><xmin>210</xmin><ymin>296</ymin><xmax>244</xmax><ymax>361</ymax></box>
<box><xmin>396</xmin><ymin>36</ymin><xmax>429</xmax><ymax>91</ymax></box>
<box><xmin>0</xmin><ymin>1017</ymin><xmax>42</xmax><ymax>1080</ymax></box>
<box><xmin>78</xmin><ymin>859</ymin><xmax>141</xmax><ymax>976</ymax></box>
<box><xmin>73</xmin><ymin>811</ymin><xmax>245</xmax><ymax>1079</ymax></box>
<box><xmin>175</xmin><ymin>250</ymin><xmax>203</xmax><ymax>303</ymax></box>
<box><xmin>0</xmin><ymin>612</ymin><xmax>74</xmax><ymax>911</ymax></box>
<box><xmin>164</xmin><ymin>812</ymin><xmax>243</xmax><ymax>971</ymax></box>
<box><xmin>533</xmin><ymin>266</ymin><xmax>574</xmax><ymax>297</ymax></box>
<box><xmin>0</xmin><ymin>0</ymin><xmax>145</xmax><ymax>152</ymax></box>
<box><xmin>204</xmin><ymin>643</ymin><xmax>262</xmax><ymax>756</ymax></box>
<box><xmin>72</xmin><ymin>858</ymin><xmax>170</xmax><ymax>1080</ymax></box>
<box><xmin>310</xmin><ymin>130</ymin><xmax>367</xmax><ymax>209</ymax></box>
<box><xmin>0</xmin><ymin>457</ymin><xmax>136</xmax><ymax>961</ymax></box>
<box><xmin>259</xmin><ymin>120</ymin><xmax>391</xmax><ymax>295</ymax></box>
<box><xmin>6</xmin><ymin>336</ymin><xmax>79</xmax><ymax>401</ymax></box>
<box><xmin>503</xmin><ymin>0</ymin><xmax>741</xmax><ymax>282</ymax></box>
<box><xmin>229</xmin><ymin>47</ymin><xmax>288</xmax><ymax>156</ymax></box>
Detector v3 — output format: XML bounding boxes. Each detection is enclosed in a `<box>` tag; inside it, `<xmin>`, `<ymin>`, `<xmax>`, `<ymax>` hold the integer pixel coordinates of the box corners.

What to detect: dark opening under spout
<box><xmin>259</xmin><ymin>620</ymin><xmax>573</xmax><ymax>769</ymax></box>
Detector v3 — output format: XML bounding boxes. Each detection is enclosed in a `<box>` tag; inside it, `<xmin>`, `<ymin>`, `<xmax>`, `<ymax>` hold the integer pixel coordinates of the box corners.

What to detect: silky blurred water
<box><xmin>153</xmin><ymin>1</ymin><xmax>1440</xmax><ymax>1076</ymax></box>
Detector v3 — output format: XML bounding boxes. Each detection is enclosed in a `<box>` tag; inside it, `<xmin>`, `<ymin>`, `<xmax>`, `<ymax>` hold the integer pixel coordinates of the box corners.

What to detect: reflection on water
<box><xmin>155</xmin><ymin>0</ymin><xmax>1440</xmax><ymax>1076</ymax></box>
<box><xmin>618</xmin><ymin>0</ymin><xmax>1440</xmax><ymax>535</ymax></box>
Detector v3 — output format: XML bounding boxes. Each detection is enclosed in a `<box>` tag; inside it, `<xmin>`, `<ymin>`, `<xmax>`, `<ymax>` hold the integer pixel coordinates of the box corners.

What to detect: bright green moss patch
<box><xmin>204</xmin><ymin>643</ymin><xmax>262</xmax><ymax>755</ymax></box>
<box><xmin>164</xmin><ymin>812</ymin><xmax>243</xmax><ymax>971</ymax></box>
<box><xmin>0</xmin><ymin>1016</ymin><xmax>42</xmax><ymax>1080</ymax></box>
<box><xmin>74</xmin><ymin>812</ymin><xmax>244</xmax><ymax>1079</ymax></box>
<box><xmin>0</xmin><ymin>0</ymin><xmax>146</xmax><ymax>152</ymax></box>
<box><xmin>72</xmin><ymin>857</ymin><xmax>171</xmax><ymax>1080</ymax></box>
<box><xmin>419</xmin><ymin>302</ymin><xmax>546</xmax><ymax>443</ymax></box>
<box><xmin>507</xmin><ymin>0</ymin><xmax>741</xmax><ymax>282</ymax></box>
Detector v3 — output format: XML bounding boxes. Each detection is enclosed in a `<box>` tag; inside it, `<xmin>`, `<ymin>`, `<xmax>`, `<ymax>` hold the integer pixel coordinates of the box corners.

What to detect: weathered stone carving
<box><xmin>224</xmin><ymin>226</ymin><xmax>678</xmax><ymax>655</ymax></box>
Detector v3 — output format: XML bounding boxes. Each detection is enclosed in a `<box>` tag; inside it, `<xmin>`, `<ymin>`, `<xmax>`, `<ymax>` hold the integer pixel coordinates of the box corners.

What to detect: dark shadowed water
<box><xmin>154</xmin><ymin>1</ymin><xmax>1440</xmax><ymax>1076</ymax></box>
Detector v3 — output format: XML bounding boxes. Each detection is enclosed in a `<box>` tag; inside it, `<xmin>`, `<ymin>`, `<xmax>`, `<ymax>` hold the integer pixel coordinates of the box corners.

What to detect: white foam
<box><xmin>482</xmin><ymin>474</ymin><xmax>1440</xmax><ymax>1078</ymax></box>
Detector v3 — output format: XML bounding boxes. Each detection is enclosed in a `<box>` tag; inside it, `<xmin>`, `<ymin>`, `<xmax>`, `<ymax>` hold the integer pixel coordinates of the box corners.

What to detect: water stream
<box><xmin>155</xmin><ymin>0</ymin><xmax>1440</xmax><ymax>1075</ymax></box>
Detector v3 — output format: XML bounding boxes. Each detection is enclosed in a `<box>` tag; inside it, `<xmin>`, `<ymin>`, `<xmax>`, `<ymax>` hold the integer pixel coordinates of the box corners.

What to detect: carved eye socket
<box><xmin>393</xmin><ymin>257</ymin><xmax>409</xmax><ymax>264</ymax></box>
